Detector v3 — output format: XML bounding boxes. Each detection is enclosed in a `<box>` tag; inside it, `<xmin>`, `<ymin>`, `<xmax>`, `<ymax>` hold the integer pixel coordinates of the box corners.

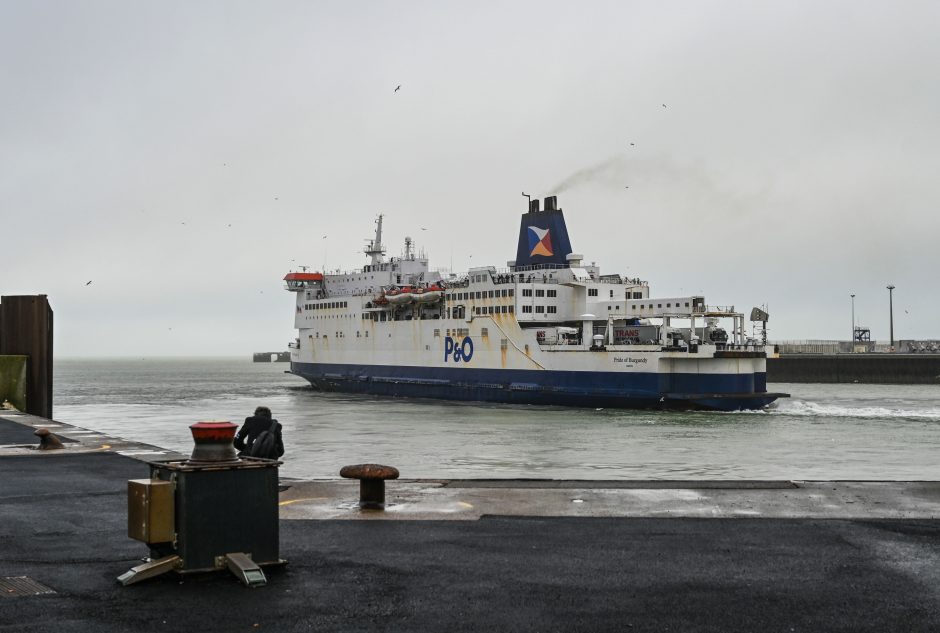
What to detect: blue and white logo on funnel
<box><xmin>514</xmin><ymin>197</ymin><xmax>574</xmax><ymax>267</ymax></box>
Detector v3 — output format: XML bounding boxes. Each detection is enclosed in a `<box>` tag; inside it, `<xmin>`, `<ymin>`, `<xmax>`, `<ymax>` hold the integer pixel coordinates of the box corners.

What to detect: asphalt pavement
<box><xmin>1</xmin><ymin>412</ymin><xmax>939</xmax><ymax>632</ymax></box>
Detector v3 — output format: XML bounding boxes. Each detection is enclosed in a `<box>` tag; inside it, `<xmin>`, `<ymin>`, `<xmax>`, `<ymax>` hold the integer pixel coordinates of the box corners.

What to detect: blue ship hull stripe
<box><xmin>291</xmin><ymin>362</ymin><xmax>775</xmax><ymax>411</ymax></box>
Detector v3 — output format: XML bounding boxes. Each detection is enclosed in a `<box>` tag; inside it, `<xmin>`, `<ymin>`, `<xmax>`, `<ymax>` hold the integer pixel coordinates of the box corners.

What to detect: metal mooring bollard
<box><xmin>34</xmin><ymin>428</ymin><xmax>64</xmax><ymax>450</ymax></box>
<box><xmin>340</xmin><ymin>464</ymin><xmax>400</xmax><ymax>510</ymax></box>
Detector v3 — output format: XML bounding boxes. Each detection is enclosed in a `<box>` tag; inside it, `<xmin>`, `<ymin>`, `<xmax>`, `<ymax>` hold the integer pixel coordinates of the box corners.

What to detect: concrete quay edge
<box><xmin>3</xmin><ymin>410</ymin><xmax>939</xmax><ymax>521</ymax></box>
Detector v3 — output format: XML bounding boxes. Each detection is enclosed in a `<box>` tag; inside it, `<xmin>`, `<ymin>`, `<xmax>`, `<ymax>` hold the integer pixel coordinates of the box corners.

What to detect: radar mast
<box><xmin>364</xmin><ymin>214</ymin><xmax>386</xmax><ymax>265</ymax></box>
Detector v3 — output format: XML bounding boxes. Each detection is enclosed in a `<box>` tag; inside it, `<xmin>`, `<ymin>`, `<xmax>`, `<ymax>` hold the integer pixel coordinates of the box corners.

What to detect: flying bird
<box><xmin>322</xmin><ymin>235</ymin><xmax>327</xmax><ymax>239</ymax></box>
<box><xmin>624</xmin><ymin>186</ymin><xmax>629</xmax><ymax>189</ymax></box>
<box><xmin>85</xmin><ymin>280</ymin><xmax>92</xmax><ymax>286</ymax></box>
<box><xmin>662</xmin><ymin>103</ymin><xmax>667</xmax><ymax>108</ymax></box>
<box><xmin>629</xmin><ymin>142</ymin><xmax>635</xmax><ymax>146</ymax></box>
<box><xmin>420</xmin><ymin>227</ymin><xmax>427</xmax><ymax>231</ymax></box>
<box><xmin>394</xmin><ymin>85</ymin><xmax>401</xmax><ymax>92</ymax></box>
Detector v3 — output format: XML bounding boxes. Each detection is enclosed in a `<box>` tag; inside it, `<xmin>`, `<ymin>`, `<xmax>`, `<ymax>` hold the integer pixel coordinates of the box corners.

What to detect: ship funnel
<box><xmin>512</xmin><ymin>195</ymin><xmax>574</xmax><ymax>270</ymax></box>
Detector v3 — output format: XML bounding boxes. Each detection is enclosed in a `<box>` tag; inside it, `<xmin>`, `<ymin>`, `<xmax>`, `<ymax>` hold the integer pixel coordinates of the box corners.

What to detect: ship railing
<box><xmin>702</xmin><ymin>305</ymin><xmax>736</xmax><ymax>314</ymax></box>
<box><xmin>716</xmin><ymin>342</ymin><xmax>766</xmax><ymax>351</ymax></box>
<box><xmin>510</xmin><ymin>263</ymin><xmax>568</xmax><ymax>273</ymax></box>
<box><xmin>443</xmin><ymin>266</ymin><xmax>646</xmax><ymax>287</ymax></box>
<box><xmin>594</xmin><ymin>277</ymin><xmax>646</xmax><ymax>285</ymax></box>
<box><xmin>516</xmin><ymin>273</ymin><xmax>562</xmax><ymax>284</ymax></box>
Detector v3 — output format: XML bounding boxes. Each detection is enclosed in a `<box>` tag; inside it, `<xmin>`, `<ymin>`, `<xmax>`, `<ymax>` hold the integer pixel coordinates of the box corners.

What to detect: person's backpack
<box><xmin>249</xmin><ymin>421</ymin><xmax>281</xmax><ymax>459</ymax></box>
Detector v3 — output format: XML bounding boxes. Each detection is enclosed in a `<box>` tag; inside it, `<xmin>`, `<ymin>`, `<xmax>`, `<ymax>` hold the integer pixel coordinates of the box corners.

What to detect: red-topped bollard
<box><xmin>189</xmin><ymin>421</ymin><xmax>238</xmax><ymax>463</ymax></box>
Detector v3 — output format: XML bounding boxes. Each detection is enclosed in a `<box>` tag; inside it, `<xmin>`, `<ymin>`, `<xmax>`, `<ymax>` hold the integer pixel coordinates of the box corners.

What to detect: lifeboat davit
<box><xmin>414</xmin><ymin>285</ymin><xmax>443</xmax><ymax>303</ymax></box>
<box><xmin>385</xmin><ymin>287</ymin><xmax>414</xmax><ymax>305</ymax></box>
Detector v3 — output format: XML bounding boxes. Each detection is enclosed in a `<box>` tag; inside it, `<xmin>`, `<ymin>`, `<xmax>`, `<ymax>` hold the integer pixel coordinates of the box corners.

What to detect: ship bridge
<box><xmin>284</xmin><ymin>272</ymin><xmax>324</xmax><ymax>292</ymax></box>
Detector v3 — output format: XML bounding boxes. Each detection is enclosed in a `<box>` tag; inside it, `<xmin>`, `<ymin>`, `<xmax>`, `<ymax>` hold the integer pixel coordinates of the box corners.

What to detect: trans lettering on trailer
<box><xmin>443</xmin><ymin>336</ymin><xmax>474</xmax><ymax>363</ymax></box>
<box><xmin>614</xmin><ymin>328</ymin><xmax>640</xmax><ymax>338</ymax></box>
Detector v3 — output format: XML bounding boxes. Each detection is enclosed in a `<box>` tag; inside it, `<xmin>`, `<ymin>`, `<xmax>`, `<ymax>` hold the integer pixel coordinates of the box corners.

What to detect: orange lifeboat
<box><xmin>414</xmin><ymin>284</ymin><xmax>443</xmax><ymax>303</ymax></box>
<box><xmin>385</xmin><ymin>287</ymin><xmax>414</xmax><ymax>305</ymax></box>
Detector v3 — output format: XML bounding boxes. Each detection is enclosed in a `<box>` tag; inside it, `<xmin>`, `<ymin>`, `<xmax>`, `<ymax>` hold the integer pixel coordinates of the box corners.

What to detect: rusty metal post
<box><xmin>359</xmin><ymin>479</ymin><xmax>386</xmax><ymax>509</ymax></box>
<box><xmin>0</xmin><ymin>296</ymin><xmax>54</xmax><ymax>419</ymax></box>
<box><xmin>340</xmin><ymin>464</ymin><xmax>400</xmax><ymax>510</ymax></box>
<box><xmin>34</xmin><ymin>428</ymin><xmax>64</xmax><ymax>450</ymax></box>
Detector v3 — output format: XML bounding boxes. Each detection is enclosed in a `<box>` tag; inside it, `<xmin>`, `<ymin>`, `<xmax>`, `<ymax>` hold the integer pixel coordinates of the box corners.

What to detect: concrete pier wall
<box><xmin>253</xmin><ymin>352</ymin><xmax>290</xmax><ymax>362</ymax></box>
<box><xmin>768</xmin><ymin>354</ymin><xmax>940</xmax><ymax>384</ymax></box>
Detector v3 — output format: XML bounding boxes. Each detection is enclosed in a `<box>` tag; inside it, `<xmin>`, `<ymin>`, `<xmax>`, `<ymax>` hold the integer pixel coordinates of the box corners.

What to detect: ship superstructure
<box><xmin>284</xmin><ymin>196</ymin><xmax>786</xmax><ymax>410</ymax></box>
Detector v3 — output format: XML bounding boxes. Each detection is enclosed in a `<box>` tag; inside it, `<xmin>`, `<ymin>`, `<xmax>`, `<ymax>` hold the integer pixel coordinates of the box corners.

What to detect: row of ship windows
<box><xmin>588</xmin><ymin>289</ymin><xmax>645</xmax><ymax>299</ymax></box>
<box><xmin>312</xmin><ymin>331</ymin><xmax>364</xmax><ymax>338</ymax></box>
<box><xmin>308</xmin><ymin>314</ymin><xmax>356</xmax><ymax>319</ymax></box>
<box><xmin>313</xmin><ymin>331</ymin><xmax>374</xmax><ymax>338</ymax></box>
<box><xmin>473</xmin><ymin>306</ymin><xmax>515</xmax><ymax>315</ymax></box>
<box><xmin>313</xmin><ymin>329</ymin><xmax>495</xmax><ymax>339</ymax></box>
<box><xmin>472</xmin><ymin>273</ymin><xmax>554</xmax><ymax>284</ymax></box>
<box><xmin>302</xmin><ymin>299</ymin><xmax>687</xmax><ymax>318</ymax></box>
<box><xmin>303</xmin><ymin>301</ymin><xmax>348</xmax><ymax>311</ymax></box>
<box><xmin>521</xmin><ymin>305</ymin><xmax>557</xmax><ymax>314</ymax></box>
<box><xmin>450</xmin><ymin>289</ymin><xmax>515</xmax><ymax>300</ymax></box>
<box><xmin>521</xmin><ymin>289</ymin><xmax>556</xmax><ymax>298</ymax></box>
<box><xmin>433</xmin><ymin>328</ymin><xmax>471</xmax><ymax>337</ymax></box>
<box><xmin>634</xmin><ymin>302</ymin><xmax>690</xmax><ymax>309</ymax></box>
<box><xmin>330</xmin><ymin>274</ymin><xmax>379</xmax><ymax>281</ymax></box>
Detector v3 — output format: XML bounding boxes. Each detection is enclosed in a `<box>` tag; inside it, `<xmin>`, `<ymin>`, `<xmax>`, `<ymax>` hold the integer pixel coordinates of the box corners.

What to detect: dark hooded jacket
<box><xmin>234</xmin><ymin>414</ymin><xmax>285</xmax><ymax>457</ymax></box>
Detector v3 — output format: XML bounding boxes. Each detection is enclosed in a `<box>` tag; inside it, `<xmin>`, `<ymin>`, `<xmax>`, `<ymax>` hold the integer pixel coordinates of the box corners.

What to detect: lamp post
<box><xmin>887</xmin><ymin>284</ymin><xmax>895</xmax><ymax>349</ymax></box>
<box><xmin>850</xmin><ymin>294</ymin><xmax>855</xmax><ymax>349</ymax></box>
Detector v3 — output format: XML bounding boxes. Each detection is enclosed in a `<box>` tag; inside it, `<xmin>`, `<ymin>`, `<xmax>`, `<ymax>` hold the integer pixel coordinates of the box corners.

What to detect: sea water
<box><xmin>53</xmin><ymin>357</ymin><xmax>940</xmax><ymax>480</ymax></box>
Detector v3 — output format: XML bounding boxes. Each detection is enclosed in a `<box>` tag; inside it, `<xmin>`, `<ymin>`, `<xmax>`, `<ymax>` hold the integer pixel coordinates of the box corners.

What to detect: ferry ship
<box><xmin>284</xmin><ymin>196</ymin><xmax>787</xmax><ymax>411</ymax></box>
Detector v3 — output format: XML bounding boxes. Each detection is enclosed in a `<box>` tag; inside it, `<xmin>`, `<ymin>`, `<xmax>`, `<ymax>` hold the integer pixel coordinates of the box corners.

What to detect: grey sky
<box><xmin>2</xmin><ymin>1</ymin><xmax>938</xmax><ymax>356</ymax></box>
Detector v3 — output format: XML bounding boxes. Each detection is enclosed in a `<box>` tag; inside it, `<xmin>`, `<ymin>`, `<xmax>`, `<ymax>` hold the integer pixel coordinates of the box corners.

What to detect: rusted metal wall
<box><xmin>0</xmin><ymin>296</ymin><xmax>53</xmax><ymax>418</ymax></box>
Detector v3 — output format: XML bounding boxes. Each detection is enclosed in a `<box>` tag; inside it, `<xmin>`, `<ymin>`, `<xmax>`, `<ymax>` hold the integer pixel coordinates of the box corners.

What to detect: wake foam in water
<box><xmin>770</xmin><ymin>399</ymin><xmax>940</xmax><ymax>421</ymax></box>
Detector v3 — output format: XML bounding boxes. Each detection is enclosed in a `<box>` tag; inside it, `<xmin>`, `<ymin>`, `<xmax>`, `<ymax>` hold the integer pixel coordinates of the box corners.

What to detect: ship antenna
<box><xmin>522</xmin><ymin>191</ymin><xmax>531</xmax><ymax>203</ymax></box>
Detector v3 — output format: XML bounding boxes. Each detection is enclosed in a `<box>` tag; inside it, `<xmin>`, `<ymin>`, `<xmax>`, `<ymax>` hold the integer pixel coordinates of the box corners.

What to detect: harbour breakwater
<box><xmin>253</xmin><ymin>352</ymin><xmax>290</xmax><ymax>363</ymax></box>
<box><xmin>768</xmin><ymin>354</ymin><xmax>940</xmax><ymax>384</ymax></box>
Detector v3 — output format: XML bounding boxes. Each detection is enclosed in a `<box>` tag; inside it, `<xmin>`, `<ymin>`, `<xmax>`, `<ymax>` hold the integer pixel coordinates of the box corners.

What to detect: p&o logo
<box><xmin>444</xmin><ymin>336</ymin><xmax>474</xmax><ymax>363</ymax></box>
<box><xmin>527</xmin><ymin>226</ymin><xmax>553</xmax><ymax>257</ymax></box>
